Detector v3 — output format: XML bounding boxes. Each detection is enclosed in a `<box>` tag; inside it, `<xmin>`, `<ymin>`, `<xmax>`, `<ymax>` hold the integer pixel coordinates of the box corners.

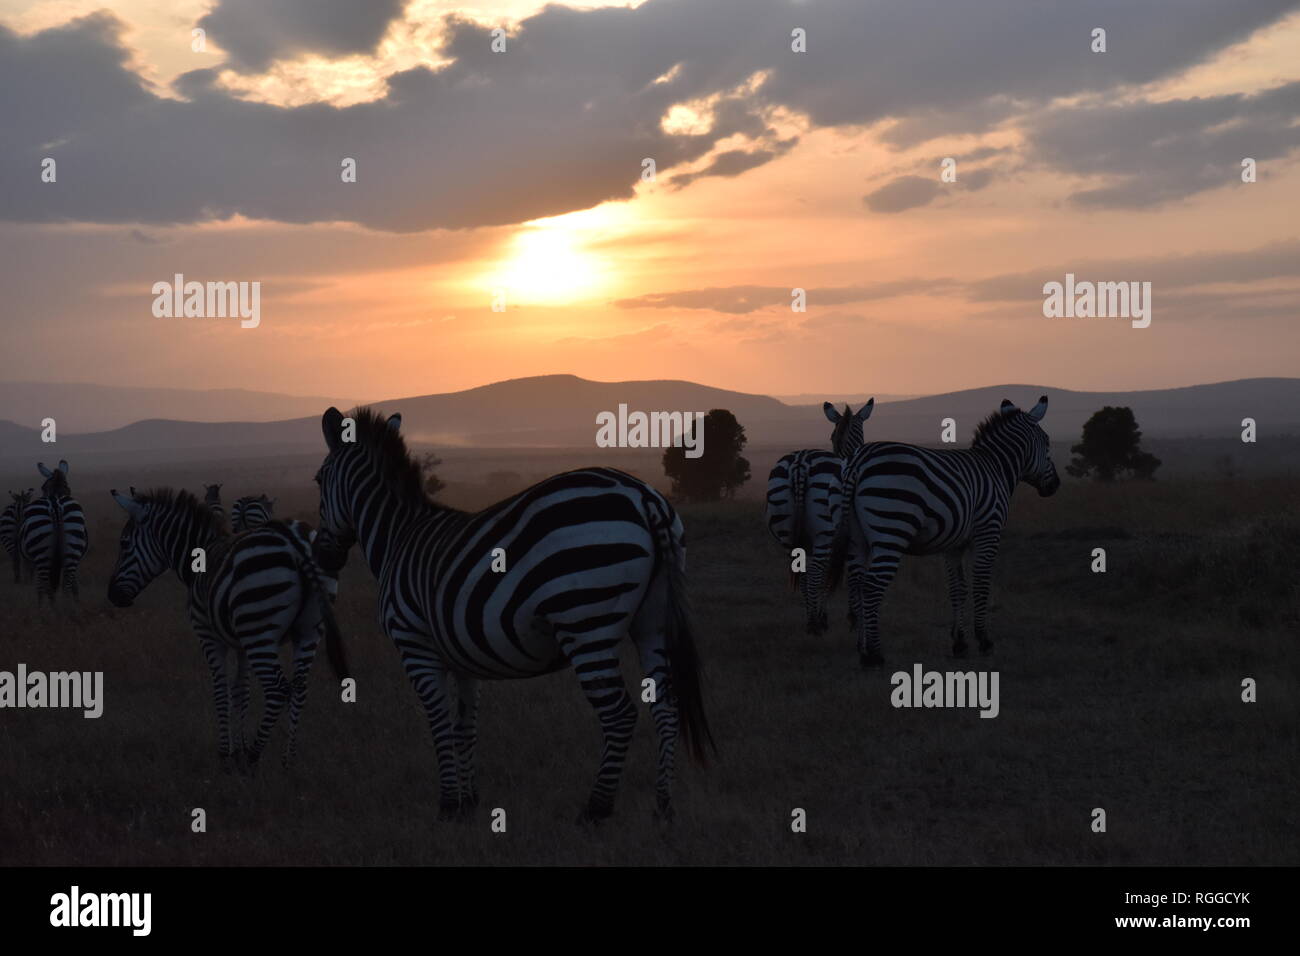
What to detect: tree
<box><xmin>416</xmin><ymin>450</ymin><xmax>446</xmax><ymax>498</ymax></box>
<box><xmin>662</xmin><ymin>408</ymin><xmax>751</xmax><ymax>502</ymax></box>
<box><xmin>1067</xmin><ymin>406</ymin><xmax>1161</xmax><ymax>481</ymax></box>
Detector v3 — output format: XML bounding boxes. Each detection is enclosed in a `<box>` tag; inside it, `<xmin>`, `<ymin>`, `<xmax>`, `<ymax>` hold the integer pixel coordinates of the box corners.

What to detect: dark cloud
<box><xmin>863</xmin><ymin>167</ymin><xmax>994</xmax><ymax>213</ymax></box>
<box><xmin>619</xmin><ymin>242</ymin><xmax>1300</xmax><ymax>319</ymax></box>
<box><xmin>198</xmin><ymin>0</ymin><xmax>409</xmax><ymax>71</ymax></box>
<box><xmin>1</xmin><ymin>0</ymin><xmax>1296</xmax><ymax>231</ymax></box>
<box><xmin>1023</xmin><ymin>81</ymin><xmax>1300</xmax><ymax>208</ymax></box>
<box><xmin>967</xmin><ymin>239</ymin><xmax>1300</xmax><ymax>303</ymax></box>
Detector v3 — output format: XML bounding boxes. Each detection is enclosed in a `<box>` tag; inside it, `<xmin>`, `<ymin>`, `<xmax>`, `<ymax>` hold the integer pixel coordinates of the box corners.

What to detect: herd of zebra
<box><xmin>766</xmin><ymin>394</ymin><xmax>1059</xmax><ymax>667</ymax></box>
<box><xmin>0</xmin><ymin>393</ymin><xmax>1058</xmax><ymax>822</ymax></box>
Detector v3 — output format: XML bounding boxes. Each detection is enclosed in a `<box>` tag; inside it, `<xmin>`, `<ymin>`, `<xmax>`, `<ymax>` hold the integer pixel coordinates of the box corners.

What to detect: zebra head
<box><xmin>37</xmin><ymin>460</ymin><xmax>71</xmax><ymax>498</ymax></box>
<box><xmin>989</xmin><ymin>396</ymin><xmax>1060</xmax><ymax>497</ymax></box>
<box><xmin>822</xmin><ymin>398</ymin><xmax>875</xmax><ymax>458</ymax></box>
<box><xmin>107</xmin><ymin>489</ymin><xmax>174</xmax><ymax>606</ymax></box>
<box><xmin>203</xmin><ymin>483</ymin><xmax>222</xmax><ymax>505</ymax></box>
<box><xmin>315</xmin><ymin>407</ymin><xmax>382</xmax><ymax>570</ymax></box>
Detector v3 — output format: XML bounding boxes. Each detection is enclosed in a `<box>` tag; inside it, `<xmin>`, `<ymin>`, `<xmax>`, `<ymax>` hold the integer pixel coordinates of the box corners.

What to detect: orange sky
<box><xmin>1</xmin><ymin>0</ymin><xmax>1298</xmax><ymax>399</ymax></box>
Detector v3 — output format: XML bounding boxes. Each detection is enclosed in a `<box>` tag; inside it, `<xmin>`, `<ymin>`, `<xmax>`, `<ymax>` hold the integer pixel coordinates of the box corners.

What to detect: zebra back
<box><xmin>231</xmin><ymin>494</ymin><xmax>274</xmax><ymax>533</ymax></box>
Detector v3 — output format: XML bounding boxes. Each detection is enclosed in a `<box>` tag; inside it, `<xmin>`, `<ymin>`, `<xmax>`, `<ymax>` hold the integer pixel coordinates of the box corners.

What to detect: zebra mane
<box><xmin>135</xmin><ymin>487</ymin><xmax>224</xmax><ymax>534</ymax></box>
<box><xmin>347</xmin><ymin>407</ymin><xmax>430</xmax><ymax>509</ymax></box>
<box><xmin>971</xmin><ymin>408</ymin><xmax>1026</xmax><ymax>449</ymax></box>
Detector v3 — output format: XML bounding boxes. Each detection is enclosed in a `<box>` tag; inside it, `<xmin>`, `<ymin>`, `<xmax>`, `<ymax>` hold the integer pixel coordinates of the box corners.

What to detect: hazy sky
<box><xmin>1</xmin><ymin>0</ymin><xmax>1298</xmax><ymax>399</ymax></box>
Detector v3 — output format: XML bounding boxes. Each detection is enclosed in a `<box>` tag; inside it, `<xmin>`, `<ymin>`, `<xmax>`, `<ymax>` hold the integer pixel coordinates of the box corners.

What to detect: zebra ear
<box><xmin>386</xmin><ymin>413</ymin><xmax>402</xmax><ymax>433</ymax></box>
<box><xmin>111</xmin><ymin>489</ymin><xmax>145</xmax><ymax>521</ymax></box>
<box><xmin>1000</xmin><ymin>400</ymin><xmax>1018</xmax><ymax>415</ymax></box>
<box><xmin>822</xmin><ymin>402</ymin><xmax>841</xmax><ymax>424</ymax></box>
<box><xmin>855</xmin><ymin>398</ymin><xmax>875</xmax><ymax>422</ymax></box>
<box><xmin>1027</xmin><ymin>395</ymin><xmax>1049</xmax><ymax>422</ymax></box>
<box><xmin>323</xmin><ymin>407</ymin><xmax>344</xmax><ymax>452</ymax></box>
<box><xmin>38</xmin><ymin>462</ymin><xmax>53</xmax><ymax>479</ymax></box>
<box><xmin>58</xmin><ymin>460</ymin><xmax>69</xmax><ymax>474</ymax></box>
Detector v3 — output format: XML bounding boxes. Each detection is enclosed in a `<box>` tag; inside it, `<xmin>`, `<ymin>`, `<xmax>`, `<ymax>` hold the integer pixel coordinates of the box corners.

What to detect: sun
<box><xmin>482</xmin><ymin>209</ymin><xmax>618</xmax><ymax>305</ymax></box>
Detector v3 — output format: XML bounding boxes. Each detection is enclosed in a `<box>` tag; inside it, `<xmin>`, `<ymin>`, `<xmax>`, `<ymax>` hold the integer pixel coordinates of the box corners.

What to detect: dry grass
<box><xmin>0</xmin><ymin>472</ymin><xmax>1295</xmax><ymax>865</ymax></box>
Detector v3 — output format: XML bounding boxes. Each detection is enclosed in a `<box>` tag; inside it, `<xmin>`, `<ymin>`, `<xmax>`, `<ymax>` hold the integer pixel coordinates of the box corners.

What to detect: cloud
<box><xmin>615</xmin><ymin>278</ymin><xmax>962</xmax><ymax>313</ymax></box>
<box><xmin>1022</xmin><ymin>81</ymin><xmax>1300</xmax><ymax>209</ymax></box>
<box><xmin>1</xmin><ymin>1</ymin><xmax>1296</xmax><ymax>231</ymax></box>
<box><xmin>198</xmin><ymin>0</ymin><xmax>410</xmax><ymax>72</ymax></box>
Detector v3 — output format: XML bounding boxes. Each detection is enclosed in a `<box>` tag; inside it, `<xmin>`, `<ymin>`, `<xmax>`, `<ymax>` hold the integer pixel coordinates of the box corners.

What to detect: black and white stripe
<box><xmin>838</xmin><ymin>396</ymin><xmax>1060</xmax><ymax>667</ymax></box>
<box><xmin>765</xmin><ymin>400</ymin><xmax>874</xmax><ymax>634</ymax></box>
<box><xmin>313</xmin><ymin>407</ymin><xmax>714</xmax><ymax>821</ymax></box>
<box><xmin>231</xmin><ymin>494</ymin><xmax>274</xmax><ymax>532</ymax></box>
<box><xmin>203</xmin><ymin>483</ymin><xmax>226</xmax><ymax>532</ymax></box>
<box><xmin>20</xmin><ymin>460</ymin><xmax>88</xmax><ymax>602</ymax></box>
<box><xmin>2</xmin><ymin>488</ymin><xmax>34</xmax><ymax>584</ymax></box>
<box><xmin>107</xmin><ymin>488</ymin><xmax>346</xmax><ymax>768</ymax></box>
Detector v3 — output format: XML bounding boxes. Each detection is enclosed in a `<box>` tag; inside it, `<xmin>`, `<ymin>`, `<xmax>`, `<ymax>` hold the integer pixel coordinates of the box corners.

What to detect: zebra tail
<box><xmin>284</xmin><ymin>527</ymin><xmax>351</xmax><ymax>682</ymax></box>
<box><xmin>825</xmin><ymin>516</ymin><xmax>850</xmax><ymax>594</ymax></box>
<box><xmin>787</xmin><ymin>462</ymin><xmax>808</xmax><ymax>592</ymax></box>
<box><xmin>648</xmin><ymin>499</ymin><xmax>717</xmax><ymax>766</ymax></box>
<box><xmin>49</xmin><ymin>498</ymin><xmax>65</xmax><ymax>602</ymax></box>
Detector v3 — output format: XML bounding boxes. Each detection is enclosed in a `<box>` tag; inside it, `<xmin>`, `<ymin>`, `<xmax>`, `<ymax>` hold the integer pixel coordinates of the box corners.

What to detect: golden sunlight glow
<box><xmin>478</xmin><ymin>208</ymin><xmax>624</xmax><ymax>305</ymax></box>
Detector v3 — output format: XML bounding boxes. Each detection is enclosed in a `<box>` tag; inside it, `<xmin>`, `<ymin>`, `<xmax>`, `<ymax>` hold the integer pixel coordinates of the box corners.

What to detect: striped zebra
<box><xmin>231</xmin><ymin>494</ymin><xmax>274</xmax><ymax>532</ymax></box>
<box><xmin>2</xmin><ymin>489</ymin><xmax>34</xmax><ymax>584</ymax></box>
<box><xmin>313</xmin><ymin>406</ymin><xmax>714</xmax><ymax>822</ymax></box>
<box><xmin>107</xmin><ymin>488</ymin><xmax>346</xmax><ymax>769</ymax></box>
<box><xmin>20</xmin><ymin>461</ymin><xmax>89</xmax><ymax>602</ymax></box>
<box><xmin>203</xmin><ymin>483</ymin><xmax>226</xmax><ymax>531</ymax></box>
<box><xmin>765</xmin><ymin>400</ymin><xmax>874</xmax><ymax>634</ymax></box>
<box><xmin>838</xmin><ymin>396</ymin><xmax>1060</xmax><ymax>667</ymax></box>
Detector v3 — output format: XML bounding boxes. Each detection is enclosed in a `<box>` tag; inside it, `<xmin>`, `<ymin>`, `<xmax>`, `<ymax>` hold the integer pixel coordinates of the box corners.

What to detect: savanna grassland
<box><xmin>0</xmin><ymin>461</ymin><xmax>1296</xmax><ymax>866</ymax></box>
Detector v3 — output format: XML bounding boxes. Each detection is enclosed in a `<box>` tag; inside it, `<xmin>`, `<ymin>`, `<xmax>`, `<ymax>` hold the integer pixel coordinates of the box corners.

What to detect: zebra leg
<box><xmin>858</xmin><ymin>544</ymin><xmax>902</xmax><ymax>668</ymax></box>
<box><xmin>62</xmin><ymin>565</ymin><xmax>79</xmax><ymax>600</ymax></box>
<box><xmin>806</xmin><ymin>556</ymin><xmax>830</xmax><ymax>634</ymax></box>
<box><xmin>231</xmin><ymin>653</ymin><xmax>251</xmax><ymax>760</ymax></box>
<box><xmin>944</xmin><ymin>549</ymin><xmax>970</xmax><ymax>657</ymax></box>
<box><xmin>561</xmin><ymin>632</ymin><xmax>637</xmax><ymax>822</ymax></box>
<box><xmin>244</xmin><ymin>650</ymin><xmax>291</xmax><ymax>768</ymax></box>
<box><xmin>631</xmin><ymin>611</ymin><xmax>679</xmax><ymax>822</ymax></box>
<box><xmin>453</xmin><ymin>675</ymin><xmax>481</xmax><ymax>808</ymax></box>
<box><xmin>197</xmin><ymin>633</ymin><xmax>236</xmax><ymax>769</ymax></box>
<box><xmin>282</xmin><ymin>621</ymin><xmax>321</xmax><ymax>769</ymax></box>
<box><xmin>971</xmin><ymin>527</ymin><xmax>1001</xmax><ymax>654</ymax></box>
<box><xmin>393</xmin><ymin>637</ymin><xmax>463</xmax><ymax>818</ymax></box>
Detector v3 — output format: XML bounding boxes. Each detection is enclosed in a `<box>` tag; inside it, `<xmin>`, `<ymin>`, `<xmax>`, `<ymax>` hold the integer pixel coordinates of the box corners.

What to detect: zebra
<box><xmin>2</xmin><ymin>489</ymin><xmax>35</xmax><ymax>583</ymax></box>
<box><xmin>765</xmin><ymin>399</ymin><xmax>874</xmax><ymax>634</ymax></box>
<box><xmin>837</xmin><ymin>396</ymin><xmax>1060</xmax><ymax>668</ymax></box>
<box><xmin>107</xmin><ymin>488</ymin><xmax>347</xmax><ymax>769</ymax></box>
<box><xmin>20</xmin><ymin>461</ymin><xmax>89</xmax><ymax>602</ymax></box>
<box><xmin>231</xmin><ymin>494</ymin><xmax>274</xmax><ymax>532</ymax></box>
<box><xmin>312</xmin><ymin>406</ymin><xmax>714</xmax><ymax>822</ymax></box>
<box><xmin>203</xmin><ymin>483</ymin><xmax>226</xmax><ymax>532</ymax></box>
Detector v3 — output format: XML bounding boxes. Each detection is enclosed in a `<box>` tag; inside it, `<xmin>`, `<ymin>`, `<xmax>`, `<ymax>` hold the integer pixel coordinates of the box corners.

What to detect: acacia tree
<box><xmin>416</xmin><ymin>450</ymin><xmax>446</xmax><ymax>497</ymax></box>
<box><xmin>1067</xmin><ymin>406</ymin><xmax>1161</xmax><ymax>481</ymax></box>
<box><xmin>662</xmin><ymin>408</ymin><xmax>751</xmax><ymax>501</ymax></box>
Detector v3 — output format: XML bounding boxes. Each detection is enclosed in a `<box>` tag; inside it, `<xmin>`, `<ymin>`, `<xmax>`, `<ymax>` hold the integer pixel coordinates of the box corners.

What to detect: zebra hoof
<box><xmin>952</xmin><ymin>643</ymin><xmax>969</xmax><ymax>658</ymax></box>
<box><xmin>653</xmin><ymin>797</ymin><xmax>675</xmax><ymax>824</ymax></box>
<box><xmin>859</xmin><ymin>651</ymin><xmax>885</xmax><ymax>669</ymax></box>
<box><xmin>976</xmin><ymin>632</ymin><xmax>994</xmax><ymax>654</ymax></box>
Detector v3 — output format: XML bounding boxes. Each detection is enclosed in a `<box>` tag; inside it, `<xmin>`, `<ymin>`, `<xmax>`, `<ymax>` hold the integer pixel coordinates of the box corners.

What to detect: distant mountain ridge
<box><xmin>0</xmin><ymin>375</ymin><xmax>1297</xmax><ymax>462</ymax></box>
<box><xmin>0</xmin><ymin>381</ymin><xmax>361</xmax><ymax>433</ymax></box>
